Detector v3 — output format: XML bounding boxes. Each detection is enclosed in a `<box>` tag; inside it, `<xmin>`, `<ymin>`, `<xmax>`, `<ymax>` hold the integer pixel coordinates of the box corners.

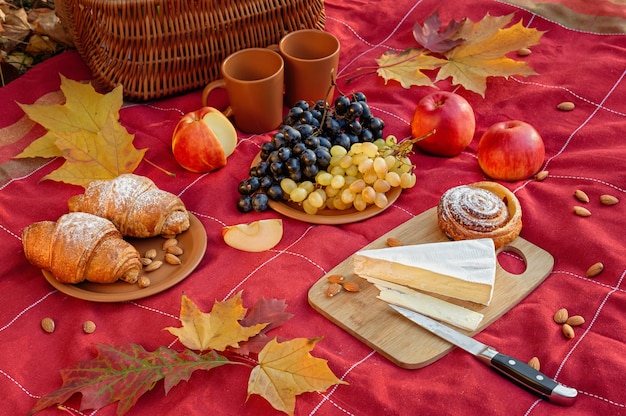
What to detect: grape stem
<box><xmin>393</xmin><ymin>129</ymin><xmax>436</xmax><ymax>157</ymax></box>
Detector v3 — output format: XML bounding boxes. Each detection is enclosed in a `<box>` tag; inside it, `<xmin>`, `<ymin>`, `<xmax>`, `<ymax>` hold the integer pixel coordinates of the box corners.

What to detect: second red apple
<box><xmin>411</xmin><ymin>91</ymin><xmax>476</xmax><ymax>157</ymax></box>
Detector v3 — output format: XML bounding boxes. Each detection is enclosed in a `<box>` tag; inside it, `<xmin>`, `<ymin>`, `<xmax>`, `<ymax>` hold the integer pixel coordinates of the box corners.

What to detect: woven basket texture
<box><xmin>55</xmin><ymin>0</ymin><xmax>326</xmax><ymax>101</ymax></box>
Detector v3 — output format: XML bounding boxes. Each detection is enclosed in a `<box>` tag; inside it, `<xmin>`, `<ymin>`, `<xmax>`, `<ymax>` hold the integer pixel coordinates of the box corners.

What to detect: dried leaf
<box><xmin>376</xmin><ymin>12</ymin><xmax>544</xmax><ymax>96</ymax></box>
<box><xmin>413</xmin><ymin>12</ymin><xmax>465</xmax><ymax>53</ymax></box>
<box><xmin>376</xmin><ymin>49</ymin><xmax>446</xmax><ymax>88</ymax></box>
<box><xmin>29</xmin><ymin>344</ymin><xmax>229</xmax><ymax>416</ymax></box>
<box><xmin>437</xmin><ymin>14</ymin><xmax>544</xmax><ymax>96</ymax></box>
<box><xmin>165</xmin><ymin>292</ymin><xmax>269</xmax><ymax>352</ymax></box>
<box><xmin>248</xmin><ymin>337</ymin><xmax>348</xmax><ymax>415</ymax></box>
<box><xmin>15</xmin><ymin>75</ymin><xmax>146</xmax><ymax>186</ymax></box>
<box><xmin>235</xmin><ymin>297</ymin><xmax>294</xmax><ymax>355</ymax></box>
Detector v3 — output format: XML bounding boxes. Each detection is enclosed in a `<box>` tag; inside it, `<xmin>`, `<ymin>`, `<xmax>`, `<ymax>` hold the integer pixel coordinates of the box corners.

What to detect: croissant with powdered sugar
<box><xmin>22</xmin><ymin>212</ymin><xmax>142</xmax><ymax>284</ymax></box>
<box><xmin>68</xmin><ymin>173</ymin><xmax>190</xmax><ymax>238</ymax></box>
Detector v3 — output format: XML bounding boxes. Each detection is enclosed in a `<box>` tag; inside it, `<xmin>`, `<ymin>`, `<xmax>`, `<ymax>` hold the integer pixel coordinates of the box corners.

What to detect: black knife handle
<box><xmin>489</xmin><ymin>352</ymin><xmax>578</xmax><ymax>406</ymax></box>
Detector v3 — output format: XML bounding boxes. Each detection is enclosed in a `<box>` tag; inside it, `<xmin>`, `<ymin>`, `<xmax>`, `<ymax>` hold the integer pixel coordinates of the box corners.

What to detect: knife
<box><xmin>390</xmin><ymin>304</ymin><xmax>577</xmax><ymax>406</ymax></box>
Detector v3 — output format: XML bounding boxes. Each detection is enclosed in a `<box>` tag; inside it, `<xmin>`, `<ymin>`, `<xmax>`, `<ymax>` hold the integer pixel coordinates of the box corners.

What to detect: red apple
<box><xmin>410</xmin><ymin>91</ymin><xmax>476</xmax><ymax>157</ymax></box>
<box><xmin>477</xmin><ymin>120</ymin><xmax>545</xmax><ymax>181</ymax></box>
<box><xmin>172</xmin><ymin>107</ymin><xmax>237</xmax><ymax>173</ymax></box>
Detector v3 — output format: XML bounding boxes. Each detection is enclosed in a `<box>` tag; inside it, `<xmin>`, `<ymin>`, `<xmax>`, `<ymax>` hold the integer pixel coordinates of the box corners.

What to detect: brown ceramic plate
<box><xmin>42</xmin><ymin>213</ymin><xmax>207</xmax><ymax>302</ymax></box>
<box><xmin>251</xmin><ymin>153</ymin><xmax>402</xmax><ymax>225</ymax></box>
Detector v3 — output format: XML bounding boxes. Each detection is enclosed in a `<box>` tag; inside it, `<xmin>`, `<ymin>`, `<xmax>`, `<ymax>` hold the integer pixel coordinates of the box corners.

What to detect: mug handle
<box><xmin>202</xmin><ymin>79</ymin><xmax>233</xmax><ymax>117</ymax></box>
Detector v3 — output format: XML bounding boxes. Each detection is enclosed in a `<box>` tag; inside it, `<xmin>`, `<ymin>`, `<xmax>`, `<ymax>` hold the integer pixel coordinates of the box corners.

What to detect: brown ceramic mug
<box><xmin>276</xmin><ymin>29</ymin><xmax>340</xmax><ymax>107</ymax></box>
<box><xmin>202</xmin><ymin>48</ymin><xmax>284</xmax><ymax>134</ymax></box>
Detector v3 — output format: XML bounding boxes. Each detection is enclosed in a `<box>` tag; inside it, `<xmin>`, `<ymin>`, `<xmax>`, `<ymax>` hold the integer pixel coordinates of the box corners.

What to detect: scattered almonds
<box><xmin>165</xmin><ymin>253</ymin><xmax>182</xmax><ymax>265</ymax></box>
<box><xmin>600</xmin><ymin>194</ymin><xmax>619</xmax><ymax>206</ymax></box>
<box><xmin>566</xmin><ymin>315</ymin><xmax>585</xmax><ymax>327</ymax></box>
<box><xmin>326</xmin><ymin>283</ymin><xmax>342</xmax><ymax>297</ymax></box>
<box><xmin>534</xmin><ymin>170</ymin><xmax>549</xmax><ymax>181</ymax></box>
<box><xmin>41</xmin><ymin>317</ymin><xmax>55</xmax><ymax>333</ymax></box>
<box><xmin>554</xmin><ymin>308</ymin><xmax>569</xmax><ymax>324</ymax></box>
<box><xmin>573</xmin><ymin>206</ymin><xmax>591</xmax><ymax>217</ymax></box>
<box><xmin>327</xmin><ymin>274</ymin><xmax>345</xmax><ymax>284</ymax></box>
<box><xmin>557</xmin><ymin>101</ymin><xmax>575</xmax><ymax>111</ymax></box>
<box><xmin>343</xmin><ymin>281</ymin><xmax>361</xmax><ymax>293</ymax></box>
<box><xmin>586</xmin><ymin>262</ymin><xmax>604</xmax><ymax>278</ymax></box>
<box><xmin>144</xmin><ymin>260</ymin><xmax>163</xmax><ymax>272</ymax></box>
<box><xmin>517</xmin><ymin>47</ymin><xmax>532</xmax><ymax>56</ymax></box>
<box><xmin>574</xmin><ymin>190</ymin><xmax>589</xmax><ymax>203</ymax></box>
<box><xmin>162</xmin><ymin>238</ymin><xmax>178</xmax><ymax>250</ymax></box>
<box><xmin>528</xmin><ymin>356</ymin><xmax>541</xmax><ymax>371</ymax></box>
<box><xmin>83</xmin><ymin>320</ymin><xmax>96</xmax><ymax>334</ymax></box>
<box><xmin>562</xmin><ymin>323</ymin><xmax>575</xmax><ymax>339</ymax></box>
<box><xmin>138</xmin><ymin>275</ymin><xmax>151</xmax><ymax>288</ymax></box>
<box><xmin>386</xmin><ymin>237</ymin><xmax>404</xmax><ymax>247</ymax></box>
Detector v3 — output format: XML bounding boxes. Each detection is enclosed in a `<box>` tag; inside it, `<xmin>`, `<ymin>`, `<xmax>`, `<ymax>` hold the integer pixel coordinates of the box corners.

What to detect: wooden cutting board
<box><xmin>308</xmin><ymin>207</ymin><xmax>554</xmax><ymax>369</ymax></box>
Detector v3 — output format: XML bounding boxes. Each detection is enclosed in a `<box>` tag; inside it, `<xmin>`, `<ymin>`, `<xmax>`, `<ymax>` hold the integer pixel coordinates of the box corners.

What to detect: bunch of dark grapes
<box><xmin>237</xmin><ymin>92</ymin><xmax>385</xmax><ymax>212</ymax></box>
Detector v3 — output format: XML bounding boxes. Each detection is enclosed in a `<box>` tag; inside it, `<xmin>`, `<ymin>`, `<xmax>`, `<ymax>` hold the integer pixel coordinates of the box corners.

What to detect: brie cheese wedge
<box><xmin>353</xmin><ymin>238</ymin><xmax>496</xmax><ymax>306</ymax></box>
<box><xmin>369</xmin><ymin>277</ymin><xmax>484</xmax><ymax>331</ymax></box>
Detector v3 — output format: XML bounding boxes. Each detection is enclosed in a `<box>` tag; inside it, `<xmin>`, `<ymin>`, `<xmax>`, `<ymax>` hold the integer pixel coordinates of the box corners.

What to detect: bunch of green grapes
<box><xmin>280</xmin><ymin>137</ymin><xmax>417</xmax><ymax>215</ymax></box>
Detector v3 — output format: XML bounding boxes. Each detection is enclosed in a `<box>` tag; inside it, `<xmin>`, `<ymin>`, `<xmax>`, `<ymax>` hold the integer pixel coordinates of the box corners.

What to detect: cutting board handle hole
<box><xmin>497</xmin><ymin>247</ymin><xmax>527</xmax><ymax>275</ymax></box>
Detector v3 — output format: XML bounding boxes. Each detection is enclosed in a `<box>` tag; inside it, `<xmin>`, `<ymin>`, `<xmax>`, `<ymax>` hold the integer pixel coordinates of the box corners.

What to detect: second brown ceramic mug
<box><xmin>202</xmin><ymin>48</ymin><xmax>284</xmax><ymax>134</ymax></box>
<box><xmin>275</xmin><ymin>29</ymin><xmax>340</xmax><ymax>107</ymax></box>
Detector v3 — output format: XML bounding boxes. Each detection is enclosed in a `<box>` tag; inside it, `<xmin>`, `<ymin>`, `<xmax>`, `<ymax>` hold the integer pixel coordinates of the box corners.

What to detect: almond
<box><xmin>573</xmin><ymin>206</ymin><xmax>591</xmax><ymax>217</ymax></box>
<box><xmin>326</xmin><ymin>283</ymin><xmax>342</xmax><ymax>297</ymax></box>
<box><xmin>528</xmin><ymin>356</ymin><xmax>540</xmax><ymax>371</ymax></box>
<box><xmin>144</xmin><ymin>248</ymin><xmax>157</xmax><ymax>259</ymax></box>
<box><xmin>162</xmin><ymin>238</ymin><xmax>178</xmax><ymax>250</ymax></box>
<box><xmin>41</xmin><ymin>317</ymin><xmax>55</xmax><ymax>333</ymax></box>
<box><xmin>574</xmin><ymin>190</ymin><xmax>589</xmax><ymax>203</ymax></box>
<box><xmin>82</xmin><ymin>320</ymin><xmax>96</xmax><ymax>334</ymax></box>
<box><xmin>586</xmin><ymin>262</ymin><xmax>604</xmax><ymax>278</ymax></box>
<box><xmin>557</xmin><ymin>101</ymin><xmax>575</xmax><ymax>111</ymax></box>
<box><xmin>140</xmin><ymin>257</ymin><xmax>153</xmax><ymax>266</ymax></box>
<box><xmin>386</xmin><ymin>237</ymin><xmax>404</xmax><ymax>247</ymax></box>
<box><xmin>343</xmin><ymin>281</ymin><xmax>361</xmax><ymax>292</ymax></box>
<box><xmin>562</xmin><ymin>323</ymin><xmax>575</xmax><ymax>339</ymax></box>
<box><xmin>138</xmin><ymin>275</ymin><xmax>151</xmax><ymax>288</ymax></box>
<box><xmin>534</xmin><ymin>170</ymin><xmax>549</xmax><ymax>181</ymax></box>
<box><xmin>144</xmin><ymin>260</ymin><xmax>163</xmax><ymax>272</ymax></box>
<box><xmin>600</xmin><ymin>194</ymin><xmax>619</xmax><ymax>206</ymax></box>
<box><xmin>165</xmin><ymin>253</ymin><xmax>182</xmax><ymax>265</ymax></box>
<box><xmin>566</xmin><ymin>315</ymin><xmax>585</xmax><ymax>327</ymax></box>
<box><xmin>167</xmin><ymin>245</ymin><xmax>184</xmax><ymax>255</ymax></box>
<box><xmin>327</xmin><ymin>274</ymin><xmax>345</xmax><ymax>284</ymax></box>
<box><xmin>517</xmin><ymin>47</ymin><xmax>532</xmax><ymax>56</ymax></box>
<box><xmin>554</xmin><ymin>308</ymin><xmax>568</xmax><ymax>324</ymax></box>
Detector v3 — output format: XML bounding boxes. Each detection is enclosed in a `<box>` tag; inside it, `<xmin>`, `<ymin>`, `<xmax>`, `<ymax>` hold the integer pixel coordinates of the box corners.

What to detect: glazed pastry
<box><xmin>22</xmin><ymin>212</ymin><xmax>142</xmax><ymax>284</ymax></box>
<box><xmin>437</xmin><ymin>181</ymin><xmax>522</xmax><ymax>249</ymax></box>
<box><xmin>68</xmin><ymin>173</ymin><xmax>190</xmax><ymax>238</ymax></box>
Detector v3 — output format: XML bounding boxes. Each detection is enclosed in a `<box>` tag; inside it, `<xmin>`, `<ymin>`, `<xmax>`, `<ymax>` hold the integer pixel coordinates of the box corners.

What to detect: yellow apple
<box><xmin>222</xmin><ymin>219</ymin><xmax>283</xmax><ymax>252</ymax></box>
<box><xmin>171</xmin><ymin>107</ymin><xmax>237</xmax><ymax>173</ymax></box>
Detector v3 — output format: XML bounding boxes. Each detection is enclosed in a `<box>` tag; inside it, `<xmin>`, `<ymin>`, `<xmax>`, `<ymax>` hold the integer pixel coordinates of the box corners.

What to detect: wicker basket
<box><xmin>55</xmin><ymin>0</ymin><xmax>326</xmax><ymax>101</ymax></box>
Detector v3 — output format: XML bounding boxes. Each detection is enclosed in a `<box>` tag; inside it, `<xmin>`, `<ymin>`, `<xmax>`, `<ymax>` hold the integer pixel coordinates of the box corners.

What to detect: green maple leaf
<box><xmin>29</xmin><ymin>344</ymin><xmax>230</xmax><ymax>416</ymax></box>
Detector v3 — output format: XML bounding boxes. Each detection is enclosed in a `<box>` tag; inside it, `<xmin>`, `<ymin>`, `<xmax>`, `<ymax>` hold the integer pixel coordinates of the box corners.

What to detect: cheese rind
<box><xmin>353</xmin><ymin>238</ymin><xmax>496</xmax><ymax>305</ymax></box>
<box><xmin>370</xmin><ymin>277</ymin><xmax>484</xmax><ymax>331</ymax></box>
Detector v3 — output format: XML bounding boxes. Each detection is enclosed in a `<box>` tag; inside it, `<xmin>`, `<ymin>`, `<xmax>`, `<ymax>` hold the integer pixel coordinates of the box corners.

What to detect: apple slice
<box><xmin>222</xmin><ymin>219</ymin><xmax>283</xmax><ymax>252</ymax></box>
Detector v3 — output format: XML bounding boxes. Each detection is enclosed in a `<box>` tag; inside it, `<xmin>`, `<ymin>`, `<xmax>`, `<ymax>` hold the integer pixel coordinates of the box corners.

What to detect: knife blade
<box><xmin>390</xmin><ymin>304</ymin><xmax>577</xmax><ymax>406</ymax></box>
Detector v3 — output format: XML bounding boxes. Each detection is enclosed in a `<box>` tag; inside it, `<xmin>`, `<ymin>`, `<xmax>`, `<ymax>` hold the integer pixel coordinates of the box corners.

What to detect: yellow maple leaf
<box><xmin>15</xmin><ymin>75</ymin><xmax>146</xmax><ymax>186</ymax></box>
<box><xmin>165</xmin><ymin>292</ymin><xmax>269</xmax><ymax>352</ymax></box>
<box><xmin>437</xmin><ymin>14</ymin><xmax>545</xmax><ymax>96</ymax></box>
<box><xmin>248</xmin><ymin>337</ymin><xmax>348</xmax><ymax>415</ymax></box>
<box><xmin>376</xmin><ymin>49</ymin><xmax>446</xmax><ymax>88</ymax></box>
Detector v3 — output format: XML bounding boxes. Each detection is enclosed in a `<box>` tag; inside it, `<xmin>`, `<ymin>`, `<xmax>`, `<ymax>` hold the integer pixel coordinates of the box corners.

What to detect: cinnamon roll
<box><xmin>437</xmin><ymin>181</ymin><xmax>522</xmax><ymax>249</ymax></box>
